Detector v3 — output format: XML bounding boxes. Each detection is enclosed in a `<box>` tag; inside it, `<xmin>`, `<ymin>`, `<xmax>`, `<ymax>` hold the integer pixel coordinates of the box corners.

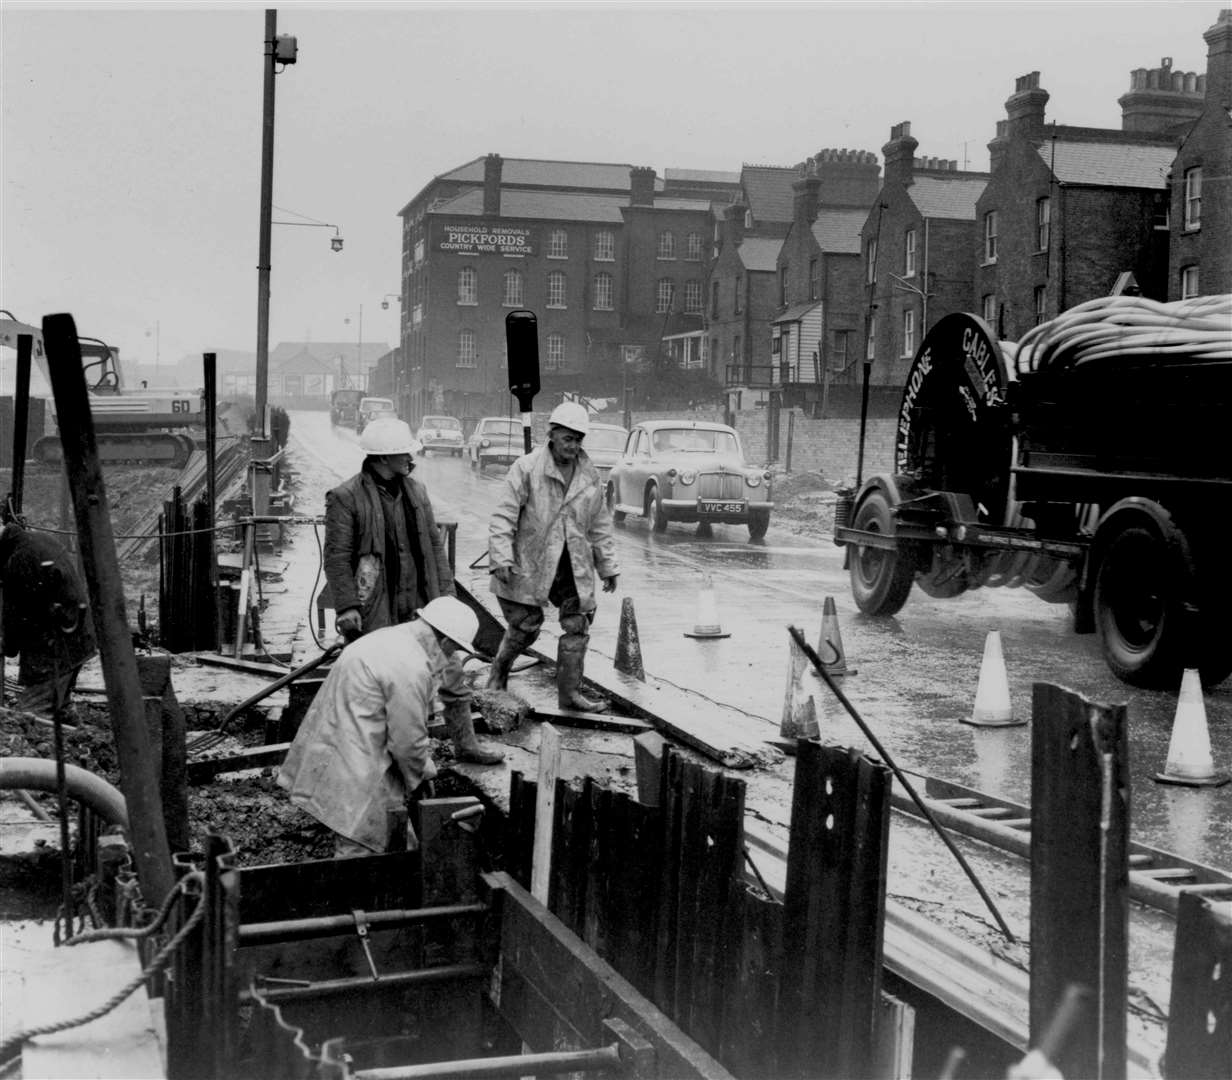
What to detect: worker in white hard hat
<box><xmin>487</xmin><ymin>400</ymin><xmax>620</xmax><ymax>711</ymax></box>
<box><xmin>278</xmin><ymin>596</ymin><xmax>497</xmax><ymax>857</ymax></box>
<box><xmin>323</xmin><ymin>415</ymin><xmax>500</xmax><ymax>764</ymax></box>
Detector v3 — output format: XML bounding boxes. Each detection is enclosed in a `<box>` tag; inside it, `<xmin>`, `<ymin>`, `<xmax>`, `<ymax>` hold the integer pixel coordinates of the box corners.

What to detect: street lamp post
<box><xmin>344</xmin><ymin>307</ymin><xmax>363</xmax><ymax>391</ymax></box>
<box><xmin>889</xmin><ymin>272</ymin><xmax>935</xmax><ymax>332</ymax></box>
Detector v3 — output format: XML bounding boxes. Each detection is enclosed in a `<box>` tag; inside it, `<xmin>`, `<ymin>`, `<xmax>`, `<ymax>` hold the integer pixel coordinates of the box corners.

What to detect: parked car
<box><xmin>466</xmin><ymin>416</ymin><xmax>527</xmax><ymax>471</ymax></box>
<box><xmin>582</xmin><ymin>422</ymin><xmax>629</xmax><ymax>482</ymax></box>
<box><xmin>355</xmin><ymin>396</ymin><xmax>396</xmax><ymax>435</ymax></box>
<box><xmin>608</xmin><ymin>420</ymin><xmax>773</xmax><ymax>539</ymax></box>
<box><xmin>414</xmin><ymin>415</ymin><xmax>465</xmax><ymax>457</ymax></box>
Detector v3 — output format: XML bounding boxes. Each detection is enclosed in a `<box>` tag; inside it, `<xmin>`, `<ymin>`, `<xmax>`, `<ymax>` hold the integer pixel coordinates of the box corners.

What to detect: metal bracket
<box><xmin>351</xmin><ymin>908</ymin><xmax>380</xmax><ymax>981</ymax></box>
<box><xmin>603</xmin><ymin>1017</ymin><xmax>655</xmax><ymax>1078</ymax></box>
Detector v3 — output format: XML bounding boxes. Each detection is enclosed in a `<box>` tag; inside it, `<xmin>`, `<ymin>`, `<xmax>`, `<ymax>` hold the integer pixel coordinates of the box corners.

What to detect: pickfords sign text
<box><xmin>436</xmin><ymin>222</ymin><xmax>537</xmax><ymax>256</ymax></box>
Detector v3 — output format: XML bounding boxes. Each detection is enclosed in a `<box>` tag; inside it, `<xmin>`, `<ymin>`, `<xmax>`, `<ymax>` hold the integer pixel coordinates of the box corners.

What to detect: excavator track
<box><xmin>33</xmin><ymin>431</ymin><xmax>198</xmax><ymax>468</ymax></box>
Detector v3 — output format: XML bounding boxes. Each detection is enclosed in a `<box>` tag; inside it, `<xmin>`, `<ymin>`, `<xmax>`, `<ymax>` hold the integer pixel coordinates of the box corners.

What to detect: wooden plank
<box><xmin>718</xmin><ymin>887</ymin><xmax>783</xmax><ymax>1078</ymax></box>
<box><xmin>1029</xmin><ymin>682</ymin><xmax>1128</xmax><ymax>1080</ymax></box>
<box><xmin>672</xmin><ymin>759</ymin><xmax>705</xmax><ymax>1029</ymax></box>
<box><xmin>193</xmin><ymin>652</ymin><xmax>297</xmax><ymax>677</ymax></box>
<box><xmin>530</xmin><ymin>722</ymin><xmax>562</xmax><ymax>904</ymax></box>
<box><xmin>529</xmin><ymin>705</ymin><xmax>653</xmax><ymax>735</ymax></box>
<box><xmin>186</xmin><ymin>742</ymin><xmax>291</xmax><ymax>784</ymax></box>
<box><xmin>236</xmin><ymin>851</ymin><xmax>421</xmax><ymax>923</ymax></box>
<box><xmin>871</xmin><ymin>993</ymin><xmax>916</xmax><ymax>1080</ymax></box>
<box><xmin>487</xmin><ymin>871</ymin><xmax>735</xmax><ymax>1079</ymax></box>
<box><xmin>550</xmin><ymin>779</ymin><xmax>588</xmax><ymax>938</ymax></box>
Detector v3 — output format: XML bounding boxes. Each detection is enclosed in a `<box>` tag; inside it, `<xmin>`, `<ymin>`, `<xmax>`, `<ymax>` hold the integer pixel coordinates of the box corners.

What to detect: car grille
<box><xmin>697</xmin><ymin>473</ymin><xmax>745</xmax><ymax>500</ymax></box>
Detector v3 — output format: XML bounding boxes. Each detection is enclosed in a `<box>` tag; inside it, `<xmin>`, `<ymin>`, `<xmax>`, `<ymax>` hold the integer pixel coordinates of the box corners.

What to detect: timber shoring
<box><xmin>505</xmin><ymin>744</ymin><xmax>892</xmax><ymax>1078</ymax></box>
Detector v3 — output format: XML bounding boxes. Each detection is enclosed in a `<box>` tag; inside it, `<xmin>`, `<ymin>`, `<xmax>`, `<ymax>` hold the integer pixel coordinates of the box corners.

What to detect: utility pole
<box><xmin>254</xmin><ymin>9</ymin><xmax>277</xmax><ymax>439</ymax></box>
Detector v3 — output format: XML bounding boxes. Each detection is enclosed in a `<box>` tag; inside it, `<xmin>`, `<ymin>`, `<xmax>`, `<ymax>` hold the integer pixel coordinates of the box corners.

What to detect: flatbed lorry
<box><xmin>834</xmin><ymin>293</ymin><xmax>1232</xmax><ymax>688</ymax></box>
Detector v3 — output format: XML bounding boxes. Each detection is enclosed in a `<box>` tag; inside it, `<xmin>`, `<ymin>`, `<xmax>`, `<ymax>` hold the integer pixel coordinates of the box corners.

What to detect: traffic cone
<box><xmin>1154</xmin><ymin>669</ymin><xmax>1230</xmax><ymax>787</ymax></box>
<box><xmin>961</xmin><ymin>631</ymin><xmax>1024</xmax><ymax>727</ymax></box>
<box><xmin>780</xmin><ymin>634</ymin><xmax>820</xmax><ymax>740</ymax></box>
<box><xmin>614</xmin><ymin>596</ymin><xmax>645</xmax><ymax>681</ymax></box>
<box><xmin>683</xmin><ymin>574</ymin><xmax>731</xmax><ymax>639</ymax></box>
<box><xmin>815</xmin><ymin>595</ymin><xmax>855</xmax><ymax>678</ymax></box>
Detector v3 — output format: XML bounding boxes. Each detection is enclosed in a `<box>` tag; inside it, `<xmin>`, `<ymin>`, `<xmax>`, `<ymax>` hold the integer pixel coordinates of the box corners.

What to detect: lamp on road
<box><xmin>381</xmin><ymin>293</ymin><xmax>400</xmax><ymax>310</ymax></box>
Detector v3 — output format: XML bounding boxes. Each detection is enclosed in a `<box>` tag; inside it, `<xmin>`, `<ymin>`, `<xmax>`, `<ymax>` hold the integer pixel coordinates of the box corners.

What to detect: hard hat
<box><xmin>547</xmin><ymin>401</ymin><xmax>590</xmax><ymax>437</ymax></box>
<box><xmin>360</xmin><ymin>417</ymin><xmax>421</xmax><ymax>456</ymax></box>
<box><xmin>418</xmin><ymin>596</ymin><xmax>480</xmax><ymax>653</ymax></box>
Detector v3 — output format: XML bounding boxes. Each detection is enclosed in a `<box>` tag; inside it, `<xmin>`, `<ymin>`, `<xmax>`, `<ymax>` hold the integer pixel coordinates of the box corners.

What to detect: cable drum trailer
<box><xmin>833</xmin><ymin>293</ymin><xmax>1232</xmax><ymax>688</ymax></box>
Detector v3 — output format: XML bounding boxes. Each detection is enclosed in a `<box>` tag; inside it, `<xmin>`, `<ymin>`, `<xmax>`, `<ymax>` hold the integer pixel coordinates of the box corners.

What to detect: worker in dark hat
<box><xmin>0</xmin><ymin>522</ymin><xmax>96</xmax><ymax>719</ymax></box>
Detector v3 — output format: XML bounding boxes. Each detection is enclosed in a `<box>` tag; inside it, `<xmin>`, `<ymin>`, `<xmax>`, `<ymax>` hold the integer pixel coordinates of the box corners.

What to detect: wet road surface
<box><xmin>291</xmin><ymin>411</ymin><xmax>1232</xmax><ymax>871</ymax></box>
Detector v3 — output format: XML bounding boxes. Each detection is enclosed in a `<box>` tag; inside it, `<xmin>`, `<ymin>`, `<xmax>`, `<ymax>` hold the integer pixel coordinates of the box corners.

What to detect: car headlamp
<box><xmin>680</xmin><ymin>470</ymin><xmax>696</xmax><ymax>485</ymax></box>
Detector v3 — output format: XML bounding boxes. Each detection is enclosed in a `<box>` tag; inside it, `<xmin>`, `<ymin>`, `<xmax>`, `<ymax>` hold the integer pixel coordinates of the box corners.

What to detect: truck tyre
<box><xmin>849</xmin><ymin>489</ymin><xmax>914</xmax><ymax>616</ymax></box>
<box><xmin>1093</xmin><ymin>523</ymin><xmax>1185</xmax><ymax>688</ymax></box>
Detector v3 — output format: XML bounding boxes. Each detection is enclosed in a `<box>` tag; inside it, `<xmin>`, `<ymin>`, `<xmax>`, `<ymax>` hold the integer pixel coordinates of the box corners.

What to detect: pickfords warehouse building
<box><xmin>389</xmin><ymin>10</ymin><xmax>1230</xmax><ymax>457</ymax></box>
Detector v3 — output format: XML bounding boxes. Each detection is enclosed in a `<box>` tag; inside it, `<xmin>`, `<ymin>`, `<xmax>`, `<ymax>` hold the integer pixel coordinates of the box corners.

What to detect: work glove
<box><xmin>335</xmin><ymin>608</ymin><xmax>363</xmax><ymax>641</ymax></box>
<box><xmin>601</xmin><ymin>575</ymin><xmax>619</xmax><ymax>594</ymax></box>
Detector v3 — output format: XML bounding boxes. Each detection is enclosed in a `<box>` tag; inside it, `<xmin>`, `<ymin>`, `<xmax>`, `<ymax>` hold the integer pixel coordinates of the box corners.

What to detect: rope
<box><xmin>0</xmin><ymin>878</ymin><xmax>205</xmax><ymax>1064</ymax></box>
<box><xmin>61</xmin><ymin>872</ymin><xmax>191</xmax><ymax>945</ymax></box>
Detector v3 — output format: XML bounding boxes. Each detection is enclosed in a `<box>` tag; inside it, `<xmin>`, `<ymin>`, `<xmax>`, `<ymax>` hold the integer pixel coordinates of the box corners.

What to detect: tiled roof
<box><xmin>428</xmin><ymin>189</ymin><xmax>627</xmax><ymax>223</ymax></box>
<box><xmin>665</xmin><ymin>167</ymin><xmax>741</xmax><ymax>184</ymax></box>
<box><xmin>1039</xmin><ymin>141</ymin><xmax>1174</xmax><ymax>188</ymax></box>
<box><xmin>650</xmin><ymin>197</ymin><xmax>715</xmax><ymax>212</ymax></box>
<box><xmin>738</xmin><ymin>236</ymin><xmax>783</xmax><ymax>272</ymax></box>
<box><xmin>440</xmin><ymin>156</ymin><xmax>663</xmax><ymax>192</ymax></box>
<box><xmin>774</xmin><ymin>301</ymin><xmax>822</xmax><ymax>324</ymax></box>
<box><xmin>908</xmin><ymin>175</ymin><xmax>988</xmax><ymax>220</ymax></box>
<box><xmin>269</xmin><ymin>342</ymin><xmax>390</xmax><ymax>373</ymax></box>
<box><xmin>741</xmin><ymin>165</ymin><xmax>797</xmax><ymax>223</ymax></box>
<box><xmin>811</xmin><ymin>208</ymin><xmax>868</xmax><ymax>254</ymax></box>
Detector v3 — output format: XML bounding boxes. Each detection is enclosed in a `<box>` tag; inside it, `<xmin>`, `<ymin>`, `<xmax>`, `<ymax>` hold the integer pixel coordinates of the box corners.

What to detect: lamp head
<box><xmin>331</xmin><ymin>236</ymin><xmax>344</xmax><ymax>253</ymax></box>
<box><xmin>381</xmin><ymin>299</ymin><xmax>389</xmax><ymax>310</ymax></box>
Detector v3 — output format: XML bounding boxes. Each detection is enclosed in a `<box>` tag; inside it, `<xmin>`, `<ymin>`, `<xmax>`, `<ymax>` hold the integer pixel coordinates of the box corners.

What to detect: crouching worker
<box><xmin>277</xmin><ymin>596</ymin><xmax>503</xmax><ymax>858</ymax></box>
<box><xmin>0</xmin><ymin>522</ymin><xmax>97</xmax><ymax>720</ymax></box>
<box><xmin>486</xmin><ymin>401</ymin><xmax>619</xmax><ymax>712</ymax></box>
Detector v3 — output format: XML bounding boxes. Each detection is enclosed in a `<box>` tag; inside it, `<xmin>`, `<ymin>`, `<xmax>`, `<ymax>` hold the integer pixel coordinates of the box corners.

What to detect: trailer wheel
<box><xmin>1094</xmin><ymin>523</ymin><xmax>1184</xmax><ymax>688</ymax></box>
<box><xmin>849</xmin><ymin>489</ymin><xmax>914</xmax><ymax>616</ymax></box>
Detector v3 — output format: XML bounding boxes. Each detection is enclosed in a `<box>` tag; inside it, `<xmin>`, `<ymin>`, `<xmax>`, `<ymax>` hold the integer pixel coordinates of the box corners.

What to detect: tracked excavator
<box><xmin>834</xmin><ymin>293</ymin><xmax>1232</xmax><ymax>689</ymax></box>
<box><xmin>0</xmin><ymin>315</ymin><xmax>204</xmax><ymax>468</ymax></box>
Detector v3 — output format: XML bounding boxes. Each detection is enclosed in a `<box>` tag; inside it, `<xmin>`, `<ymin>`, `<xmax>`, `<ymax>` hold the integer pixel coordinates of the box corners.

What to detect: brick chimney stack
<box><xmin>724</xmin><ymin>202</ymin><xmax>747</xmax><ymax>247</ymax></box>
<box><xmin>881</xmin><ymin>122</ymin><xmax>919</xmax><ymax>186</ymax></box>
<box><xmin>792</xmin><ymin>160</ymin><xmax>822</xmax><ymax>225</ymax></box>
<box><xmin>1204</xmin><ymin>8</ymin><xmax>1232</xmax><ymax>110</ymax></box>
<box><xmin>1119</xmin><ymin>57</ymin><xmax>1205</xmax><ymax>132</ymax></box>
<box><xmin>1004</xmin><ymin>72</ymin><xmax>1050</xmax><ymax>140</ymax></box>
<box><xmin>812</xmin><ymin>148</ymin><xmax>881</xmax><ymax>207</ymax></box>
<box><xmin>988</xmin><ymin>119</ymin><xmax>1010</xmax><ymax>173</ymax></box>
<box><xmin>483</xmin><ymin>153</ymin><xmax>503</xmax><ymax>216</ymax></box>
<box><xmin>630</xmin><ymin>166</ymin><xmax>657</xmax><ymax>206</ymax></box>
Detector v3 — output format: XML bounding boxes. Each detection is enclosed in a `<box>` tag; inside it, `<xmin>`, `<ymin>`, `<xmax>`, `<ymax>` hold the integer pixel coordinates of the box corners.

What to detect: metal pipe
<box><xmin>216</xmin><ymin>638</ymin><xmax>342</xmax><ymax>736</ymax></box>
<box><xmin>243</xmin><ymin>961</ymin><xmax>487</xmax><ymax>1005</ymax></box>
<box><xmin>204</xmin><ymin>352</ymin><xmax>220</xmax><ymax>651</ymax></box>
<box><xmin>354</xmin><ymin>1043</ymin><xmax>622</xmax><ymax>1080</ymax></box>
<box><xmin>239</xmin><ymin>901</ymin><xmax>488</xmax><ymax>946</ymax></box>
<box><xmin>10</xmin><ymin>333</ymin><xmax>31</xmax><ymax>513</ymax></box>
<box><xmin>41</xmin><ymin>313</ymin><xmax>174</xmax><ymax>904</ymax></box>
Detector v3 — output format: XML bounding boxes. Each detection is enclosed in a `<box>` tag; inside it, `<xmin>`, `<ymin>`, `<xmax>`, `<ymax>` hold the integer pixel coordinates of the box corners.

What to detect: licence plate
<box><xmin>700</xmin><ymin>500</ymin><xmax>746</xmax><ymax>514</ymax></box>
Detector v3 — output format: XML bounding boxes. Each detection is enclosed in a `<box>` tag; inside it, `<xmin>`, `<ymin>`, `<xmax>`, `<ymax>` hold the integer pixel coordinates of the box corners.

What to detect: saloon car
<box><xmin>414</xmin><ymin>415</ymin><xmax>465</xmax><ymax>457</ymax></box>
<box><xmin>355</xmin><ymin>396</ymin><xmax>396</xmax><ymax>435</ymax></box>
<box><xmin>582</xmin><ymin>422</ymin><xmax>629</xmax><ymax>482</ymax></box>
<box><xmin>466</xmin><ymin>416</ymin><xmax>527</xmax><ymax>471</ymax></box>
<box><xmin>607</xmin><ymin>420</ymin><xmax>773</xmax><ymax>539</ymax></box>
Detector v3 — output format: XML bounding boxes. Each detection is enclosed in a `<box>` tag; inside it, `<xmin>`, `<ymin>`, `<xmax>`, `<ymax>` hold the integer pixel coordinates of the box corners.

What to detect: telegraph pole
<box><xmin>254</xmin><ymin>8</ymin><xmax>277</xmax><ymax>438</ymax></box>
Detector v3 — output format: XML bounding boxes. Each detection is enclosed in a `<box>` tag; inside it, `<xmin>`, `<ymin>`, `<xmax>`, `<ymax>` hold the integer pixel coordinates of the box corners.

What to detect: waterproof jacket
<box><xmin>277</xmin><ymin>620</ymin><xmax>443</xmax><ymax>851</ymax></box>
<box><xmin>488</xmin><ymin>446</ymin><xmax>618</xmax><ymax>611</ymax></box>
<box><xmin>324</xmin><ymin>468</ymin><xmax>454</xmax><ymax>633</ymax></box>
<box><xmin>0</xmin><ymin>525</ymin><xmax>96</xmax><ymax>680</ymax></box>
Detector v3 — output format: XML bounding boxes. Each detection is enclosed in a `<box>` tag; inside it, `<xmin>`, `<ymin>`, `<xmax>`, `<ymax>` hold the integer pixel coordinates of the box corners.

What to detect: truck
<box><xmin>834</xmin><ymin>293</ymin><xmax>1232</xmax><ymax>688</ymax></box>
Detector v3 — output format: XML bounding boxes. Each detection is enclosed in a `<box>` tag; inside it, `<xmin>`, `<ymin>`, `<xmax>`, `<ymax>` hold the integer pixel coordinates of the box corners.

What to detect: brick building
<box><xmin>861</xmin><ymin>123</ymin><xmax>989</xmax><ymax>389</ymax></box>
<box><xmin>974</xmin><ymin>67</ymin><xmax>1196</xmax><ymax>338</ymax></box>
<box><xmin>1168</xmin><ymin>9</ymin><xmax>1232</xmax><ymax>298</ymax></box>
<box><xmin>394</xmin><ymin>154</ymin><xmax>737</xmax><ymax>426</ymax></box>
<box><xmin>771</xmin><ymin>150</ymin><xmax>881</xmax><ymax>414</ymax></box>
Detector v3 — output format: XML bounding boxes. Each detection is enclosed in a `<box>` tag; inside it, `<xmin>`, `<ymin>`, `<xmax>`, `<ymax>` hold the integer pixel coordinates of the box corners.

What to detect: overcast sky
<box><xmin>1</xmin><ymin>1</ymin><xmax>1220</xmax><ymax>379</ymax></box>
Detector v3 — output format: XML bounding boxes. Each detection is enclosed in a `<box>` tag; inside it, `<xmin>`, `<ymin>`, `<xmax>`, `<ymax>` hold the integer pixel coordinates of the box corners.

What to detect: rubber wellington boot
<box><xmin>445</xmin><ymin>701</ymin><xmax>503</xmax><ymax>765</ymax></box>
<box><xmin>484</xmin><ymin>639</ymin><xmax>523</xmax><ymax>691</ymax></box>
<box><xmin>556</xmin><ymin>640</ymin><xmax>608</xmax><ymax>713</ymax></box>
